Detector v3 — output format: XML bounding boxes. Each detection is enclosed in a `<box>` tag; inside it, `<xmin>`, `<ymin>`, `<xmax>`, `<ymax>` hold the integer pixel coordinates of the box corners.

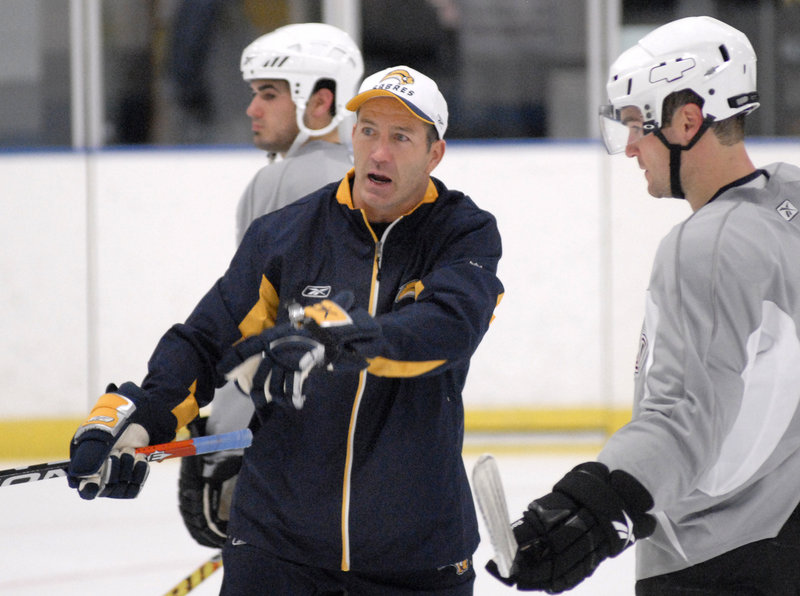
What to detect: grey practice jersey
<box><xmin>598</xmin><ymin>163</ymin><xmax>800</xmax><ymax>579</ymax></box>
<box><xmin>207</xmin><ymin>140</ymin><xmax>353</xmax><ymax>436</ymax></box>
<box><xmin>234</xmin><ymin>140</ymin><xmax>353</xmax><ymax>243</ymax></box>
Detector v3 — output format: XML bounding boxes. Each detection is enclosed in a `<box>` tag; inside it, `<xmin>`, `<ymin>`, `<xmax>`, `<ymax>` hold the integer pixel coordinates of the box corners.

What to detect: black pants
<box><xmin>219</xmin><ymin>539</ymin><xmax>475</xmax><ymax>595</ymax></box>
<box><xmin>636</xmin><ymin>502</ymin><xmax>800</xmax><ymax>595</ymax></box>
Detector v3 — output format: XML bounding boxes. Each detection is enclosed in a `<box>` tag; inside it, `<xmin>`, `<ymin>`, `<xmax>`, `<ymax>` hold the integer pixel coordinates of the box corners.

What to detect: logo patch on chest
<box><xmin>394</xmin><ymin>279</ymin><xmax>422</xmax><ymax>303</ymax></box>
<box><xmin>301</xmin><ymin>285</ymin><xmax>332</xmax><ymax>298</ymax></box>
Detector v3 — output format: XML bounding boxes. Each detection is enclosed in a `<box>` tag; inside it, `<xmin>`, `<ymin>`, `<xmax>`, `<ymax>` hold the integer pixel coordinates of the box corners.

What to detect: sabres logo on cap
<box><xmin>381</xmin><ymin>69</ymin><xmax>415</xmax><ymax>85</ymax></box>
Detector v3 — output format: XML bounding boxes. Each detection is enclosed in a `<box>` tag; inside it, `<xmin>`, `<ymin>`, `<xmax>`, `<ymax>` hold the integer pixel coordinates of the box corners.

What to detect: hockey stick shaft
<box><xmin>163</xmin><ymin>552</ymin><xmax>223</xmax><ymax>596</ymax></box>
<box><xmin>0</xmin><ymin>428</ymin><xmax>253</xmax><ymax>487</ymax></box>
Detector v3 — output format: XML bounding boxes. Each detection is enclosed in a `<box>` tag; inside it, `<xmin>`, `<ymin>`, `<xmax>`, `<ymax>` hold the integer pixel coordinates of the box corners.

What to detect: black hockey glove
<box><xmin>218</xmin><ymin>291</ymin><xmax>381</xmax><ymax>411</ymax></box>
<box><xmin>178</xmin><ymin>416</ymin><xmax>242</xmax><ymax>548</ymax></box>
<box><xmin>67</xmin><ymin>382</ymin><xmax>151</xmax><ymax>500</ymax></box>
<box><xmin>218</xmin><ymin>323</ymin><xmax>326</xmax><ymax>411</ymax></box>
<box><xmin>487</xmin><ymin>462</ymin><xmax>656</xmax><ymax>593</ymax></box>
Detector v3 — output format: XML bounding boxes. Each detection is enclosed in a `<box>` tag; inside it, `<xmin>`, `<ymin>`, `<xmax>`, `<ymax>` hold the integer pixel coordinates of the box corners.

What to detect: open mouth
<box><xmin>368</xmin><ymin>173</ymin><xmax>391</xmax><ymax>185</ymax></box>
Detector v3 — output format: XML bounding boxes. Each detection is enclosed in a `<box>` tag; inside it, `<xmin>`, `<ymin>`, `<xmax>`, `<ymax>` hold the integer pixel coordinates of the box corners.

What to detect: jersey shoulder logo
<box><xmin>777</xmin><ymin>199</ymin><xmax>798</xmax><ymax>222</ymax></box>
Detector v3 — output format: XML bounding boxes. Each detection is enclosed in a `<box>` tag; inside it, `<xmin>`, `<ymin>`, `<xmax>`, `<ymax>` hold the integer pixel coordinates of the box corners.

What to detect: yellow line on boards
<box><xmin>0</xmin><ymin>407</ymin><xmax>632</xmax><ymax>461</ymax></box>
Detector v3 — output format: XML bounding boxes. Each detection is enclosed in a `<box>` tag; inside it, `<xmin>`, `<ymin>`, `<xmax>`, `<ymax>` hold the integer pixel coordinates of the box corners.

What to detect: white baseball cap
<box><xmin>345</xmin><ymin>65</ymin><xmax>448</xmax><ymax>139</ymax></box>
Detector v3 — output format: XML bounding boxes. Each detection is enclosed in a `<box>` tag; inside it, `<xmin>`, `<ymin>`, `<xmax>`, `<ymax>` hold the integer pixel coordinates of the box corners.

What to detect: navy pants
<box><xmin>219</xmin><ymin>539</ymin><xmax>475</xmax><ymax>595</ymax></box>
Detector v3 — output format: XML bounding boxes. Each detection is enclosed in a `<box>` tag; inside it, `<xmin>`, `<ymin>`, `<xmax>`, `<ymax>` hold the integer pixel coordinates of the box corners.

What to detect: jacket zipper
<box><xmin>340</xmin><ymin>217</ymin><xmax>402</xmax><ymax>571</ymax></box>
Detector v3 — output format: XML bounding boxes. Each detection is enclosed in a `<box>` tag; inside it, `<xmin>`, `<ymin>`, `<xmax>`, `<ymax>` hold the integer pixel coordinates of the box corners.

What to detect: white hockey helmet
<box><xmin>599</xmin><ymin>16</ymin><xmax>759</xmax><ymax>154</ymax></box>
<box><xmin>241</xmin><ymin>22</ymin><xmax>364</xmax><ymax>142</ymax></box>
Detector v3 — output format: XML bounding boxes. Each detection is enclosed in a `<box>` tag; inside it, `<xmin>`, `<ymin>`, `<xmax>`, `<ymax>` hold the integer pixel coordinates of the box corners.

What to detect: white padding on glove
<box><xmin>225</xmin><ymin>353</ymin><xmax>262</xmax><ymax>395</ymax></box>
<box><xmin>269</xmin><ymin>335</ymin><xmax>326</xmax><ymax>409</ymax></box>
<box><xmin>80</xmin><ymin>423</ymin><xmax>150</xmax><ymax>496</ymax></box>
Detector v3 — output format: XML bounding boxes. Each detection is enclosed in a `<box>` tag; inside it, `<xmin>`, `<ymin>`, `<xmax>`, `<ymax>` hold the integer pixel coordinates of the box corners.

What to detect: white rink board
<box><xmin>0</xmin><ymin>139</ymin><xmax>797</xmax><ymax>418</ymax></box>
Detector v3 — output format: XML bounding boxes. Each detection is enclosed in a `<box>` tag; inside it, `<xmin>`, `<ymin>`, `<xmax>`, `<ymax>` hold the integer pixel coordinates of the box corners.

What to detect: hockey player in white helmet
<box><xmin>178</xmin><ymin>22</ymin><xmax>363</xmax><ymax>550</ymax></box>
<box><xmin>599</xmin><ymin>14</ymin><xmax>759</xmax><ymax>201</ymax></box>
<box><xmin>488</xmin><ymin>16</ymin><xmax>800</xmax><ymax>594</ymax></box>
<box><xmin>237</xmin><ymin>22</ymin><xmax>364</xmax><ymax>239</ymax></box>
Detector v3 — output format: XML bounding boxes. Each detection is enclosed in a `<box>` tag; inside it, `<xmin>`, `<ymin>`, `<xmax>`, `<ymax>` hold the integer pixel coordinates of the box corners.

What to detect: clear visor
<box><xmin>598</xmin><ymin>104</ymin><xmax>654</xmax><ymax>155</ymax></box>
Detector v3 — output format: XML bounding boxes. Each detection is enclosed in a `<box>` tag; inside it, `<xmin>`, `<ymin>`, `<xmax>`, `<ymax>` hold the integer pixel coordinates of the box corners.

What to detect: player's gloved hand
<box><xmin>219</xmin><ymin>323</ymin><xmax>326</xmax><ymax>411</ymax></box>
<box><xmin>292</xmin><ymin>290</ymin><xmax>382</xmax><ymax>372</ymax></box>
<box><xmin>178</xmin><ymin>416</ymin><xmax>242</xmax><ymax>548</ymax></box>
<box><xmin>218</xmin><ymin>291</ymin><xmax>381</xmax><ymax>411</ymax></box>
<box><xmin>67</xmin><ymin>382</ymin><xmax>151</xmax><ymax>499</ymax></box>
<box><xmin>486</xmin><ymin>462</ymin><xmax>656</xmax><ymax>593</ymax></box>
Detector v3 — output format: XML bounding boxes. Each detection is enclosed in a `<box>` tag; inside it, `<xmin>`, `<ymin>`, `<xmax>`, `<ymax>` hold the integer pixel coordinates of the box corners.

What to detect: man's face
<box><xmin>246</xmin><ymin>79</ymin><xmax>300</xmax><ymax>154</ymax></box>
<box><xmin>351</xmin><ymin>97</ymin><xmax>445</xmax><ymax>222</ymax></box>
<box><xmin>621</xmin><ymin>106</ymin><xmax>672</xmax><ymax>198</ymax></box>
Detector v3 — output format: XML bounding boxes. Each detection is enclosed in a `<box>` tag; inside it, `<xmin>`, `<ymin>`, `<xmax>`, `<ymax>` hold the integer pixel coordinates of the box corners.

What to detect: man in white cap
<box><xmin>176</xmin><ymin>22</ymin><xmax>364</xmax><ymax>551</ymax></box>
<box><xmin>66</xmin><ymin>65</ymin><xmax>504</xmax><ymax>595</ymax></box>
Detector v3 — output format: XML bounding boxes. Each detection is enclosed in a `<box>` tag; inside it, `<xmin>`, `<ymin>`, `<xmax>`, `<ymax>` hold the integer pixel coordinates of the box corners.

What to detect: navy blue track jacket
<box><xmin>137</xmin><ymin>169</ymin><xmax>504</xmax><ymax>572</ymax></box>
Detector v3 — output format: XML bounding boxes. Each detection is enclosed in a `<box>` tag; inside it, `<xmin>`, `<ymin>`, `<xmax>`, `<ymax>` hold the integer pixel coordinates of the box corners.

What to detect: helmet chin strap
<box><xmin>285</xmin><ymin>103</ymin><xmax>345</xmax><ymax>159</ymax></box>
<box><xmin>652</xmin><ymin>118</ymin><xmax>711</xmax><ymax>199</ymax></box>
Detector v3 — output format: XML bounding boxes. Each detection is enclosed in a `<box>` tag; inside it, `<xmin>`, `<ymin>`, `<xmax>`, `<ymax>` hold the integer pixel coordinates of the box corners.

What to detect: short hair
<box><xmin>661</xmin><ymin>89</ymin><xmax>746</xmax><ymax>145</ymax></box>
<box><xmin>425</xmin><ymin>124</ymin><xmax>439</xmax><ymax>149</ymax></box>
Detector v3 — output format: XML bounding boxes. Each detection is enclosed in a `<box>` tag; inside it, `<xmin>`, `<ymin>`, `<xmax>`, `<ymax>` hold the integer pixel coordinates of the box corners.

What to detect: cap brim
<box><xmin>345</xmin><ymin>89</ymin><xmax>434</xmax><ymax>125</ymax></box>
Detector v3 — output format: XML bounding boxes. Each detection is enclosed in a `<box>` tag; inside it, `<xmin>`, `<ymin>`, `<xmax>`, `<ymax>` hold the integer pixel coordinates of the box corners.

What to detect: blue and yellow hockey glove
<box><xmin>67</xmin><ymin>382</ymin><xmax>151</xmax><ymax>499</ymax></box>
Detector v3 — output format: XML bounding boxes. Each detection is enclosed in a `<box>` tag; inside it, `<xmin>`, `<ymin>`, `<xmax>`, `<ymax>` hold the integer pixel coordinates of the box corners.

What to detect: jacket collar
<box><xmin>335</xmin><ymin>169</ymin><xmax>439</xmax><ymax>216</ymax></box>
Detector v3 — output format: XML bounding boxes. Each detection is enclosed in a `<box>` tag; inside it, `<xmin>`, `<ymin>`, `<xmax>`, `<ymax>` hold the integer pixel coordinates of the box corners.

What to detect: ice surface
<box><xmin>0</xmin><ymin>445</ymin><xmax>634</xmax><ymax>595</ymax></box>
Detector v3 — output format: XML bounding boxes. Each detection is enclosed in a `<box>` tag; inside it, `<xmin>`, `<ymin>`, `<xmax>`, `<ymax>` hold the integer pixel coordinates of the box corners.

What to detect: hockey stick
<box><xmin>472</xmin><ymin>453</ymin><xmax>518</xmax><ymax>578</ymax></box>
<box><xmin>0</xmin><ymin>428</ymin><xmax>253</xmax><ymax>487</ymax></box>
<box><xmin>163</xmin><ymin>552</ymin><xmax>223</xmax><ymax>596</ymax></box>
